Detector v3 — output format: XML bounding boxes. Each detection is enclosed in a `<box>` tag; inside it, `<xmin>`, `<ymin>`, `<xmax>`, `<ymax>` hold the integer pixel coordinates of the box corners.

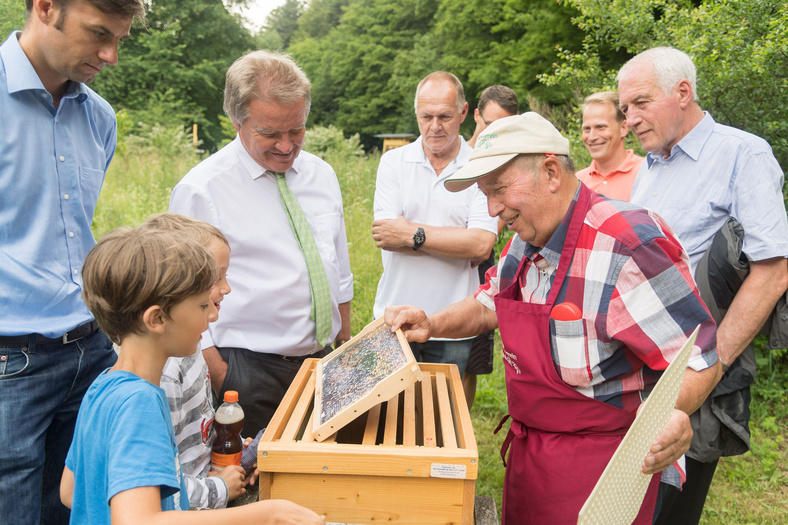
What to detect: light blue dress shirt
<box><xmin>630</xmin><ymin>112</ymin><xmax>788</xmax><ymax>274</ymax></box>
<box><xmin>0</xmin><ymin>32</ymin><xmax>117</xmax><ymax>337</ymax></box>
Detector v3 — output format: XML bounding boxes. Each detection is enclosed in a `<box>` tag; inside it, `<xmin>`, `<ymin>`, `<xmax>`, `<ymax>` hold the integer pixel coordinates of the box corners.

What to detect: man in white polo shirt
<box><xmin>371</xmin><ymin>71</ymin><xmax>498</xmax><ymax>377</ymax></box>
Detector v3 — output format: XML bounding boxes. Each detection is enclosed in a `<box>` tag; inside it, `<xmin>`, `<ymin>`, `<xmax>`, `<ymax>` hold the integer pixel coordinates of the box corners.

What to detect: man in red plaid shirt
<box><xmin>385</xmin><ymin>112</ymin><xmax>722</xmax><ymax>524</ymax></box>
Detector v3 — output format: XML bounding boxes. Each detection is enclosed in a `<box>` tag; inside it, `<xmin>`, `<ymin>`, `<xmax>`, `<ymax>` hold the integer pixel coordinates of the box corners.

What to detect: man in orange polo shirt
<box><xmin>576</xmin><ymin>91</ymin><xmax>643</xmax><ymax>201</ymax></box>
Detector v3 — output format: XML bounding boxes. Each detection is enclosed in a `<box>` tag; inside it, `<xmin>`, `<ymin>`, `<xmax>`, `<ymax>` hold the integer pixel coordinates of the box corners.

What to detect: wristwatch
<box><xmin>412</xmin><ymin>227</ymin><xmax>426</xmax><ymax>250</ymax></box>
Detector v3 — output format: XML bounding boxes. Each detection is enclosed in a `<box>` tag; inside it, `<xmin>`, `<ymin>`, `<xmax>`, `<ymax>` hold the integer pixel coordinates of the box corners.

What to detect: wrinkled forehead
<box><xmin>582</xmin><ymin>102</ymin><xmax>620</xmax><ymax>124</ymax></box>
<box><xmin>246</xmin><ymin>97</ymin><xmax>308</xmax><ymax>131</ymax></box>
<box><xmin>618</xmin><ymin>64</ymin><xmax>663</xmax><ymax>99</ymax></box>
<box><xmin>416</xmin><ymin>80</ymin><xmax>463</xmax><ymax>114</ymax></box>
<box><xmin>477</xmin><ymin>160</ymin><xmax>520</xmax><ymax>192</ymax></box>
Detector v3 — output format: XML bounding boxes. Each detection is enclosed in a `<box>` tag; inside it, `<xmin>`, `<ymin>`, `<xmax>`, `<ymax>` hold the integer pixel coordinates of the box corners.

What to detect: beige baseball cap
<box><xmin>445</xmin><ymin>112</ymin><xmax>570</xmax><ymax>192</ymax></box>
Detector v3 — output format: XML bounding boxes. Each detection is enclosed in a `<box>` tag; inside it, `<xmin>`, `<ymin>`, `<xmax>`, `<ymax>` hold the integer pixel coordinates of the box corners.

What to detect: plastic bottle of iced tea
<box><xmin>210</xmin><ymin>390</ymin><xmax>244</xmax><ymax>472</ymax></box>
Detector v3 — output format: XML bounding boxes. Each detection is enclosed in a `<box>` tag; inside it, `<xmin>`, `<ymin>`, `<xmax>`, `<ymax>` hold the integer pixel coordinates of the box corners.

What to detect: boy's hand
<box><xmin>245</xmin><ymin>466</ymin><xmax>259</xmax><ymax>486</ymax></box>
<box><xmin>212</xmin><ymin>465</ymin><xmax>246</xmax><ymax>500</ymax></box>
<box><xmin>257</xmin><ymin>499</ymin><xmax>325</xmax><ymax>524</ymax></box>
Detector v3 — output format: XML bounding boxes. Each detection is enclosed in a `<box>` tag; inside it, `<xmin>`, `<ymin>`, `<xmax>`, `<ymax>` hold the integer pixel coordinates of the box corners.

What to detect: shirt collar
<box><xmin>523</xmin><ymin>184</ymin><xmax>581</xmax><ymax>269</ymax></box>
<box><xmin>586</xmin><ymin>149</ymin><xmax>639</xmax><ymax>177</ymax></box>
<box><xmin>1</xmin><ymin>31</ymin><xmax>88</xmax><ymax>103</ymax></box>
<box><xmin>232</xmin><ymin>135</ymin><xmax>304</xmax><ymax>180</ymax></box>
<box><xmin>405</xmin><ymin>135</ymin><xmax>472</xmax><ymax>180</ymax></box>
<box><xmin>645</xmin><ymin>112</ymin><xmax>715</xmax><ymax>168</ymax></box>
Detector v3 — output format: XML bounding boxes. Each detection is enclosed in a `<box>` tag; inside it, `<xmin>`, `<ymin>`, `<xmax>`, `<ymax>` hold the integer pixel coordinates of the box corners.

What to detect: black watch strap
<box><xmin>413</xmin><ymin>227</ymin><xmax>425</xmax><ymax>250</ymax></box>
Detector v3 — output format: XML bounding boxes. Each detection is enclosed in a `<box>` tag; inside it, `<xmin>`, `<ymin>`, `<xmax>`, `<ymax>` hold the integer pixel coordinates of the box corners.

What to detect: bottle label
<box><xmin>211</xmin><ymin>451</ymin><xmax>242</xmax><ymax>472</ymax></box>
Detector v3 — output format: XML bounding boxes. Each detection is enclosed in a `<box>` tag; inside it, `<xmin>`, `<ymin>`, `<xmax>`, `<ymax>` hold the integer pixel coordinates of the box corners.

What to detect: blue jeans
<box><xmin>409</xmin><ymin>339</ymin><xmax>473</xmax><ymax>377</ymax></box>
<box><xmin>0</xmin><ymin>329</ymin><xmax>116</xmax><ymax>525</ymax></box>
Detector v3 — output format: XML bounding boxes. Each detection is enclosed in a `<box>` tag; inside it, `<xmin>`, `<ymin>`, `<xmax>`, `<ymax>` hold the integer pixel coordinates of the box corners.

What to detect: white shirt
<box><xmin>170</xmin><ymin>137</ymin><xmax>353</xmax><ymax>356</ymax></box>
<box><xmin>372</xmin><ymin>137</ymin><xmax>498</xmax><ymax>337</ymax></box>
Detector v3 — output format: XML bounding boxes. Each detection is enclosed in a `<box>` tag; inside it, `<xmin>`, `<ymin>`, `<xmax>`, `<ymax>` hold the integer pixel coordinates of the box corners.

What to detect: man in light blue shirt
<box><xmin>618</xmin><ymin>46</ymin><xmax>788</xmax><ymax>525</ymax></box>
<box><xmin>0</xmin><ymin>1</ymin><xmax>144</xmax><ymax>523</ymax></box>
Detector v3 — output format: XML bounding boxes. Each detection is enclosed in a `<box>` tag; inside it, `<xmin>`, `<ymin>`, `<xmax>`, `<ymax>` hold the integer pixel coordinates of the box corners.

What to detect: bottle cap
<box><xmin>550</xmin><ymin>302</ymin><xmax>582</xmax><ymax>321</ymax></box>
<box><xmin>224</xmin><ymin>390</ymin><xmax>239</xmax><ymax>403</ymax></box>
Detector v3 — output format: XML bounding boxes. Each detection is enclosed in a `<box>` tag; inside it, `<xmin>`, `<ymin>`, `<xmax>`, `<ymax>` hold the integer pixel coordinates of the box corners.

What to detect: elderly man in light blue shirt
<box><xmin>0</xmin><ymin>1</ymin><xmax>144</xmax><ymax>523</ymax></box>
<box><xmin>618</xmin><ymin>46</ymin><xmax>788</xmax><ymax>525</ymax></box>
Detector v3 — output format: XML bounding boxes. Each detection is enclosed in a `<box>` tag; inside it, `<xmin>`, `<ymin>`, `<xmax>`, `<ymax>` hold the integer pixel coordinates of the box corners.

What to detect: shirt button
<box><xmin>602</xmin><ymin>180</ymin><xmax>608</xmax><ymax>184</ymax></box>
<box><xmin>69</xmin><ymin>232</ymin><xmax>75</xmax><ymax>238</ymax></box>
<box><xmin>63</xmin><ymin>194</ymin><xmax>69</xmax><ymax>200</ymax></box>
<box><xmin>40</xmin><ymin>93</ymin><xmax>47</xmax><ymax>98</ymax></box>
<box><xmin>59</xmin><ymin>156</ymin><xmax>65</xmax><ymax>162</ymax></box>
<box><xmin>73</xmin><ymin>269</ymin><xmax>78</xmax><ymax>275</ymax></box>
<box><xmin>663</xmin><ymin>165</ymin><xmax>669</xmax><ymax>169</ymax></box>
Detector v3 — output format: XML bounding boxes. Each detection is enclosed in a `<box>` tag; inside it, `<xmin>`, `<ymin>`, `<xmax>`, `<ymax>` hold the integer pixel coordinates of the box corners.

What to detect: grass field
<box><xmin>95</xmin><ymin>126</ymin><xmax>788</xmax><ymax>524</ymax></box>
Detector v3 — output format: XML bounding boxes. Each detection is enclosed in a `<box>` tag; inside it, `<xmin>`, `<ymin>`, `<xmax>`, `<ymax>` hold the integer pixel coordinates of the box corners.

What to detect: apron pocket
<box><xmin>550</xmin><ymin>318</ymin><xmax>593</xmax><ymax>387</ymax></box>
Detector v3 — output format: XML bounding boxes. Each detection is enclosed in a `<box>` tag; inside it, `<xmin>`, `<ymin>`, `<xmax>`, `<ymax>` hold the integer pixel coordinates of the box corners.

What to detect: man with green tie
<box><xmin>170</xmin><ymin>50</ymin><xmax>353</xmax><ymax>435</ymax></box>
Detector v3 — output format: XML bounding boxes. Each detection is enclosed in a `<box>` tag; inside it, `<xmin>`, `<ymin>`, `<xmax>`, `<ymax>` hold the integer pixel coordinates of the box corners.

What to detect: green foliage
<box><xmin>304</xmin><ymin>125</ymin><xmax>364</xmax><ymax>159</ymax></box>
<box><xmin>263</xmin><ymin>0</ymin><xmax>303</xmax><ymax>48</ymax></box>
<box><xmin>286</xmin><ymin>0</ymin><xmax>584</xmax><ymax>145</ymax></box>
<box><xmin>435</xmin><ymin>0</ymin><xmax>584</xmax><ymax>110</ymax></box>
<box><xmin>93</xmin><ymin>118</ymin><xmax>203</xmax><ymax>237</ymax></box>
<box><xmin>542</xmin><ymin>0</ymin><xmax>788</xmax><ymax>169</ymax></box>
<box><xmin>216</xmin><ymin>115</ymin><xmax>238</xmax><ymax>150</ymax></box>
<box><xmin>92</xmin><ymin>0</ymin><xmax>255</xmax><ymax>152</ymax></box>
<box><xmin>0</xmin><ymin>0</ymin><xmax>25</xmax><ymax>39</ymax></box>
<box><xmin>289</xmin><ymin>0</ymin><xmax>441</xmax><ymax>142</ymax></box>
<box><xmin>295</xmin><ymin>0</ymin><xmax>349</xmax><ymax>40</ymax></box>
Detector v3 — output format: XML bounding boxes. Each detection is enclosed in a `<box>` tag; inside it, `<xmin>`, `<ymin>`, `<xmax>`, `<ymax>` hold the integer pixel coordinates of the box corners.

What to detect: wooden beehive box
<box><xmin>258</xmin><ymin>359</ymin><xmax>478</xmax><ymax>524</ymax></box>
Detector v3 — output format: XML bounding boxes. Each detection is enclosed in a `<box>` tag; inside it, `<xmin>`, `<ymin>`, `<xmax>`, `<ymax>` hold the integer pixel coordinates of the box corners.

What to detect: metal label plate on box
<box><xmin>430</xmin><ymin>463</ymin><xmax>467</xmax><ymax>479</ymax></box>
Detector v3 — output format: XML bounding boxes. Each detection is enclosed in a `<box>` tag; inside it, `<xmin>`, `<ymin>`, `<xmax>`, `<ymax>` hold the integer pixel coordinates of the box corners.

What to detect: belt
<box><xmin>278</xmin><ymin>346</ymin><xmax>333</xmax><ymax>363</ymax></box>
<box><xmin>0</xmin><ymin>320</ymin><xmax>100</xmax><ymax>346</ymax></box>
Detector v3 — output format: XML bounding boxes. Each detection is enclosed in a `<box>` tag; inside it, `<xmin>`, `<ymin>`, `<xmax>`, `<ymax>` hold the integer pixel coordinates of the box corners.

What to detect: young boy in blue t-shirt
<box><xmin>60</xmin><ymin>226</ymin><xmax>323</xmax><ymax>525</ymax></box>
<box><xmin>142</xmin><ymin>213</ymin><xmax>246</xmax><ymax>509</ymax></box>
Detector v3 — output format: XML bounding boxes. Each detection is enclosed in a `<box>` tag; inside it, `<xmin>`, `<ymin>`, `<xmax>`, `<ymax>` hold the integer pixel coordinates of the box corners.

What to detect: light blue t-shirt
<box><xmin>0</xmin><ymin>31</ymin><xmax>117</xmax><ymax>337</ymax></box>
<box><xmin>66</xmin><ymin>371</ymin><xmax>189</xmax><ymax>523</ymax></box>
<box><xmin>630</xmin><ymin>112</ymin><xmax>788</xmax><ymax>274</ymax></box>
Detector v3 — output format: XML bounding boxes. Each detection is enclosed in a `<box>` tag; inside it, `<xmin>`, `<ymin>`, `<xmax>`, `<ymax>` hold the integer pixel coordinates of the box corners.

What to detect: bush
<box><xmin>305</xmin><ymin>125</ymin><xmax>365</xmax><ymax>159</ymax></box>
<box><xmin>92</xmin><ymin>116</ymin><xmax>203</xmax><ymax>238</ymax></box>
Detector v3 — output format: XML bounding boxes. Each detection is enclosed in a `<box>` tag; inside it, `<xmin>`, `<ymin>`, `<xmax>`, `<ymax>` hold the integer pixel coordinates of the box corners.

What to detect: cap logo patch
<box><xmin>478</xmin><ymin>133</ymin><xmax>497</xmax><ymax>149</ymax></box>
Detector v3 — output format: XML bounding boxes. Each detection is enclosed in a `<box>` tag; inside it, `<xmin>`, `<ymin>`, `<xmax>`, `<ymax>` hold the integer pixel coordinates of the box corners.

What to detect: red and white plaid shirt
<box><xmin>476</xmin><ymin>187</ymin><xmax>718</xmax><ymax>411</ymax></box>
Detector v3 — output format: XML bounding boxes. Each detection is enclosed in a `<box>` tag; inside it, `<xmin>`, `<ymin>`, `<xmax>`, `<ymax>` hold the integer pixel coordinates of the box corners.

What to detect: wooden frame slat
<box><xmin>420</xmin><ymin>372</ymin><xmax>436</xmax><ymax>448</ymax></box>
<box><xmin>434</xmin><ymin>371</ymin><xmax>457</xmax><ymax>449</ymax></box>
<box><xmin>402</xmin><ymin>383</ymin><xmax>416</xmax><ymax>447</ymax></box>
<box><xmin>362</xmin><ymin>404</ymin><xmax>381</xmax><ymax>446</ymax></box>
<box><xmin>383</xmin><ymin>393</ymin><xmax>400</xmax><ymax>446</ymax></box>
<box><xmin>281</xmin><ymin>371</ymin><xmax>316</xmax><ymax>442</ymax></box>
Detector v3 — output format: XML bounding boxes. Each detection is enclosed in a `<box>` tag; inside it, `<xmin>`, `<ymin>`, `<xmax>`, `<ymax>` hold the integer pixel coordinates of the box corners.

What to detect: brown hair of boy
<box><xmin>82</xmin><ymin>227</ymin><xmax>218</xmax><ymax>344</ymax></box>
<box><xmin>141</xmin><ymin>212</ymin><xmax>230</xmax><ymax>250</ymax></box>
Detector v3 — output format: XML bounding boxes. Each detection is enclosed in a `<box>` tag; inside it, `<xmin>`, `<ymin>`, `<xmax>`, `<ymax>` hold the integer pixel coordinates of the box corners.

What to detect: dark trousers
<box><xmin>653</xmin><ymin>457</ymin><xmax>719</xmax><ymax>525</ymax></box>
<box><xmin>216</xmin><ymin>346</ymin><xmax>331</xmax><ymax>437</ymax></box>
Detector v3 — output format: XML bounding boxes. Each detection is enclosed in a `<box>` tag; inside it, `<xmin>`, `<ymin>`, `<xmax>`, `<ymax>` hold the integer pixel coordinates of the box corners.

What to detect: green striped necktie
<box><xmin>274</xmin><ymin>171</ymin><xmax>332</xmax><ymax>347</ymax></box>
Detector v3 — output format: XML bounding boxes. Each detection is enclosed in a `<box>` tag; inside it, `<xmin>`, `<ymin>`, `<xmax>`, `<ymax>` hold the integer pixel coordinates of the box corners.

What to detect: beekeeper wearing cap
<box><xmin>385</xmin><ymin>113</ymin><xmax>722</xmax><ymax>524</ymax></box>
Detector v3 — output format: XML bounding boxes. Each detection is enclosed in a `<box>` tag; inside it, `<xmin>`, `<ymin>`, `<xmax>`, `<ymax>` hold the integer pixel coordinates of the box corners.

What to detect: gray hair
<box><xmin>514</xmin><ymin>153</ymin><xmax>575</xmax><ymax>178</ymax></box>
<box><xmin>223</xmin><ymin>50</ymin><xmax>312</xmax><ymax>125</ymax></box>
<box><xmin>414</xmin><ymin>71</ymin><xmax>466</xmax><ymax>114</ymax></box>
<box><xmin>617</xmin><ymin>47</ymin><xmax>698</xmax><ymax>102</ymax></box>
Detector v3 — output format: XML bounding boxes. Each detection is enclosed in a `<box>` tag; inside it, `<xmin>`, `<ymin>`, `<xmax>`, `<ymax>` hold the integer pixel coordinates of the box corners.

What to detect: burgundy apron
<box><xmin>494</xmin><ymin>184</ymin><xmax>659</xmax><ymax>524</ymax></box>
